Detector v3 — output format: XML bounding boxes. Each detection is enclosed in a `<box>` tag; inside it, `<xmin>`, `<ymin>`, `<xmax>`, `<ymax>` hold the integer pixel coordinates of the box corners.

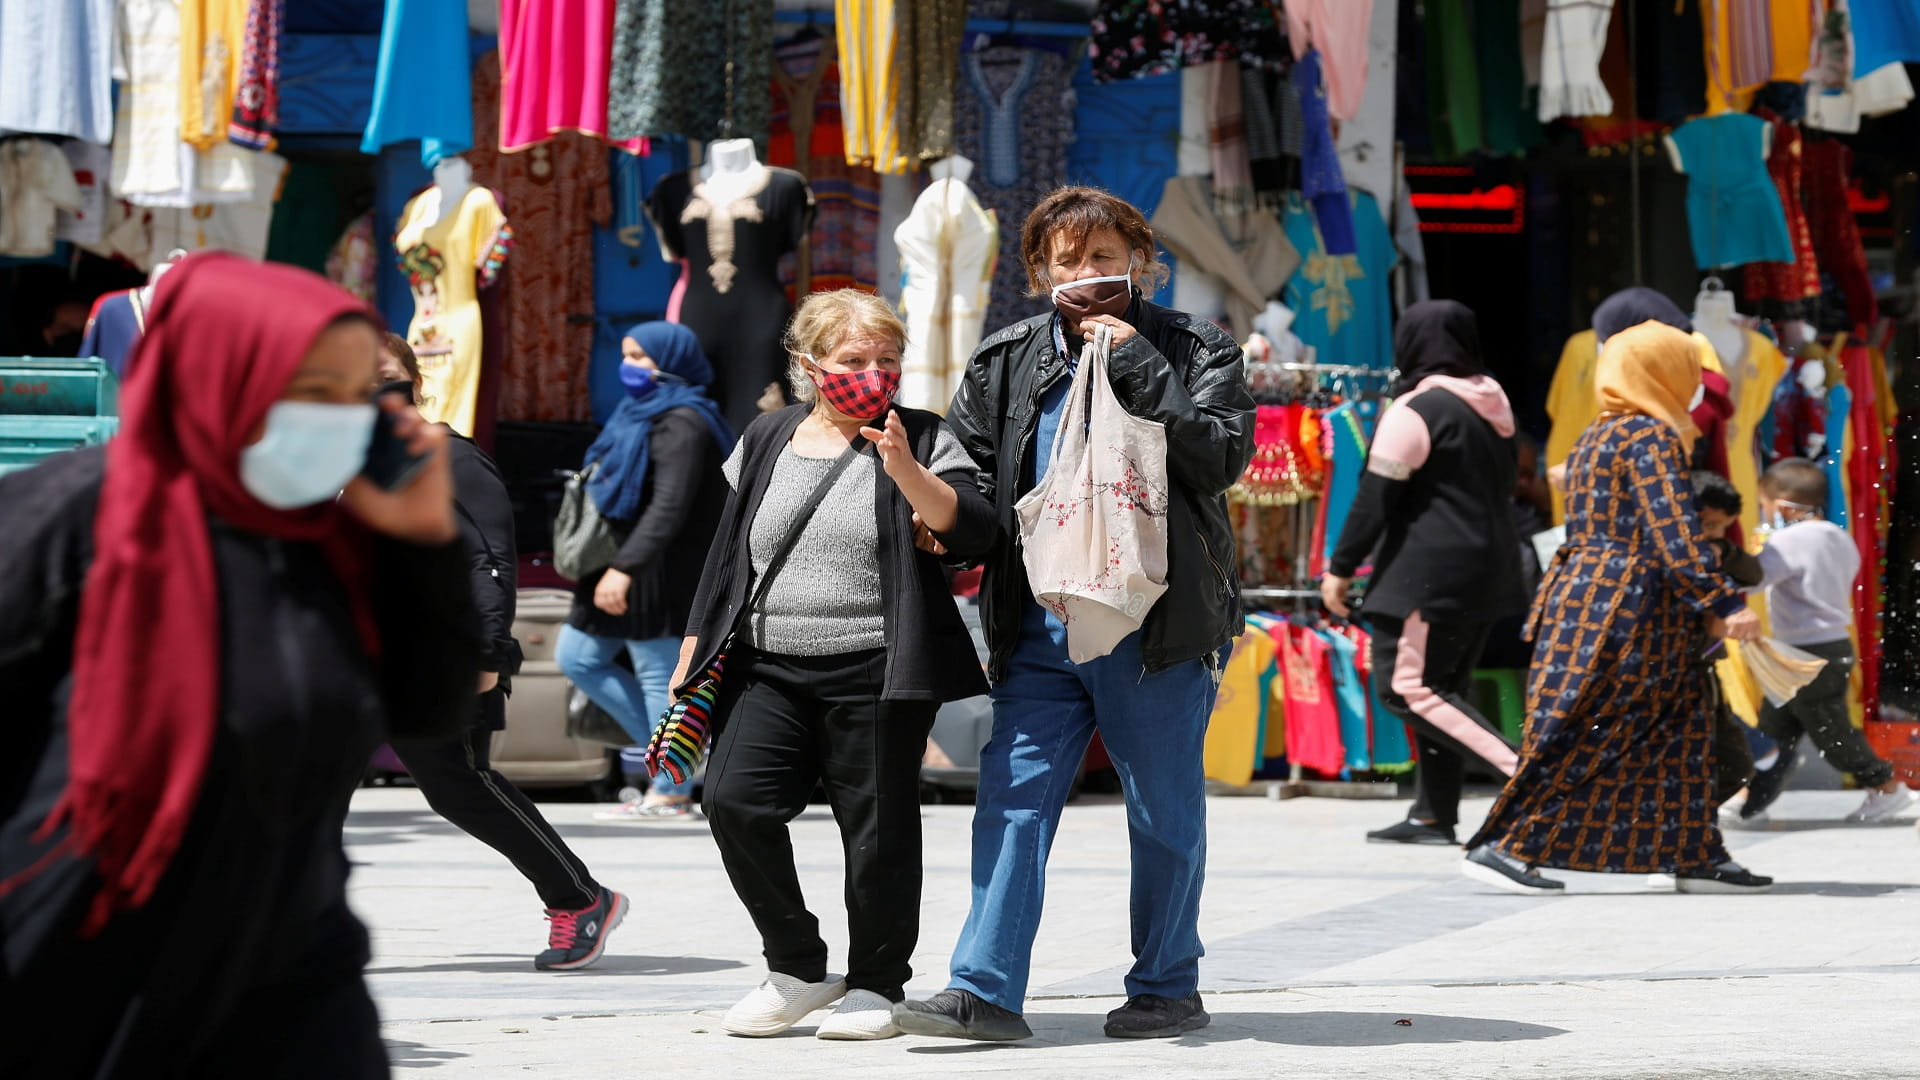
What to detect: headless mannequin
<box><xmin>429</xmin><ymin>155</ymin><xmax>474</xmax><ymax>226</ymax></box>
<box><xmin>1693</xmin><ymin>284</ymin><xmax>1746</xmax><ymax>397</ymax></box>
<box><xmin>698</xmin><ymin>138</ymin><xmax>765</xmax><ymax>206</ymax></box>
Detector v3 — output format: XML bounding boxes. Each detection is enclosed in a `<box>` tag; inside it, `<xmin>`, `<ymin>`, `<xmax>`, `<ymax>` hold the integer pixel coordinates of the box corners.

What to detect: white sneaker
<box><xmin>1847</xmin><ymin>787</ymin><xmax>1918</xmax><ymax>823</ymax></box>
<box><xmin>594</xmin><ymin>798</ymin><xmax>647</xmax><ymax>821</ymax></box>
<box><xmin>815</xmin><ymin>989</ymin><xmax>901</xmax><ymax>1040</ymax></box>
<box><xmin>722</xmin><ymin>972</ymin><xmax>848</xmax><ymax>1036</ymax></box>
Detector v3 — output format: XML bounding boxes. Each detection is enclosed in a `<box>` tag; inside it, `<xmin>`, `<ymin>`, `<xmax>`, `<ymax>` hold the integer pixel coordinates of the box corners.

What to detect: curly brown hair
<box><xmin>1018</xmin><ymin>186</ymin><xmax>1169</xmax><ymax>297</ymax></box>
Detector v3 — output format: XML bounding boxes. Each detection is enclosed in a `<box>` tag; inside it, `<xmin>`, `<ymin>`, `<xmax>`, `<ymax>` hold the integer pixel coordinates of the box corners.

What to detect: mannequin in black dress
<box><xmin>646</xmin><ymin>139</ymin><xmax>816</xmax><ymax>432</ymax></box>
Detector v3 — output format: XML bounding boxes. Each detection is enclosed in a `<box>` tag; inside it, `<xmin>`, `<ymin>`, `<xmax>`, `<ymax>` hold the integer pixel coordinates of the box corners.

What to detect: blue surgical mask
<box><xmin>240</xmin><ymin>401</ymin><xmax>377</xmax><ymax>509</ymax></box>
<box><xmin>619</xmin><ymin>361</ymin><xmax>658</xmax><ymax>397</ymax></box>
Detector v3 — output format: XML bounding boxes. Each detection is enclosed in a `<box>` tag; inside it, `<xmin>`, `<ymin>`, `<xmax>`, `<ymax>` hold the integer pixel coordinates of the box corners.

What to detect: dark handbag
<box><xmin>553</xmin><ymin>462</ymin><xmax>620</xmax><ymax>582</ymax></box>
<box><xmin>566</xmin><ymin>685</ymin><xmax>634</xmax><ymax>748</ymax></box>
<box><xmin>644</xmin><ymin>439</ymin><xmax>866</xmax><ymax>782</ymax></box>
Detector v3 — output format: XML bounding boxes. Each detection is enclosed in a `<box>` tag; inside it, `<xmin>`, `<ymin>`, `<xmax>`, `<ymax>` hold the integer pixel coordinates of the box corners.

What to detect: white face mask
<box><xmin>240</xmin><ymin>401</ymin><xmax>377</xmax><ymax>509</ymax></box>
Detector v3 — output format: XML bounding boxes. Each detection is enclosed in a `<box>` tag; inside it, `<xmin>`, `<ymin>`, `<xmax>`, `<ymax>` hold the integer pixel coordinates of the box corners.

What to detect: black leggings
<box><xmin>702</xmin><ymin>648</ymin><xmax>936</xmax><ymax>1001</ymax></box>
<box><xmin>1757</xmin><ymin>640</ymin><xmax>1894</xmax><ymax>789</ymax></box>
<box><xmin>390</xmin><ymin>690</ymin><xmax>601</xmax><ymax>911</ymax></box>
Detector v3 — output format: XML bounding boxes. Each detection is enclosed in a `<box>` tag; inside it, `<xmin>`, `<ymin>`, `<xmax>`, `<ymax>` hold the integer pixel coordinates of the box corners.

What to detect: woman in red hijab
<box><xmin>0</xmin><ymin>254</ymin><xmax>481</xmax><ymax>1078</ymax></box>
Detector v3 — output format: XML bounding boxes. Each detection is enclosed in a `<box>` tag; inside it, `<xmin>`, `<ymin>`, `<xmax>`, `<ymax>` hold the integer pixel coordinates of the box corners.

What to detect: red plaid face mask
<box><xmin>808</xmin><ymin>357</ymin><xmax>900</xmax><ymax>420</ymax></box>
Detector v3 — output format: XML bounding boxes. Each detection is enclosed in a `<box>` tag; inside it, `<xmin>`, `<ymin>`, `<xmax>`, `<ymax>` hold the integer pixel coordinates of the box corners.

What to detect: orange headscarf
<box><xmin>1596</xmin><ymin>319</ymin><xmax>1702</xmax><ymax>452</ymax></box>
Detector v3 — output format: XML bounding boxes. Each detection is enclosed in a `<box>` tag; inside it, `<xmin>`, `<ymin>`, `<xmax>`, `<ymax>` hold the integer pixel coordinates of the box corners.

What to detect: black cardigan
<box><xmin>567</xmin><ymin>407</ymin><xmax>728</xmax><ymax>641</ymax></box>
<box><xmin>681</xmin><ymin>404</ymin><xmax>997</xmax><ymax>703</ymax></box>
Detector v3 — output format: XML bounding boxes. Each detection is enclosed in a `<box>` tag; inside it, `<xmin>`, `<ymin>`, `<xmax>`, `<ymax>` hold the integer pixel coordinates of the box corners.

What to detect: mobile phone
<box><xmin>361</xmin><ymin>396</ymin><xmax>432</xmax><ymax>491</ymax></box>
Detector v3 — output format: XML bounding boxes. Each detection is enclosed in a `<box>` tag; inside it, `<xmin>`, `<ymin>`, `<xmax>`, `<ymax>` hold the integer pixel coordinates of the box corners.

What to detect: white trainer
<box><xmin>1847</xmin><ymin>787</ymin><xmax>1918</xmax><ymax>823</ymax></box>
<box><xmin>722</xmin><ymin>972</ymin><xmax>848</xmax><ymax>1037</ymax></box>
<box><xmin>815</xmin><ymin>989</ymin><xmax>902</xmax><ymax>1040</ymax></box>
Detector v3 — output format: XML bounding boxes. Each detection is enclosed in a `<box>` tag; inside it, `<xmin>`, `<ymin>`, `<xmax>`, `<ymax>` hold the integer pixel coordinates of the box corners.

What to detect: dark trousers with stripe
<box><xmin>390</xmin><ymin>689</ymin><xmax>601</xmax><ymax>911</ymax></box>
<box><xmin>1368</xmin><ymin>613</ymin><xmax>1518</xmax><ymax>830</ymax></box>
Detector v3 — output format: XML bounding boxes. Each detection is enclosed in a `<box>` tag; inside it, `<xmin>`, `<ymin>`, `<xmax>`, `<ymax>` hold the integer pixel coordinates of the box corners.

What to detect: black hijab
<box><xmin>1591</xmin><ymin>286</ymin><xmax>1692</xmax><ymax>344</ymax></box>
<box><xmin>1391</xmin><ymin>300</ymin><xmax>1484</xmax><ymax>396</ymax></box>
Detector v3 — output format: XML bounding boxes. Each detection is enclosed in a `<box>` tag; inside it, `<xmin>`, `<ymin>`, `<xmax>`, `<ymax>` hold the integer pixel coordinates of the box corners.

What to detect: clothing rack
<box><xmin>771</xmin><ymin>9</ymin><xmax>1091</xmax><ymax>38</ymax></box>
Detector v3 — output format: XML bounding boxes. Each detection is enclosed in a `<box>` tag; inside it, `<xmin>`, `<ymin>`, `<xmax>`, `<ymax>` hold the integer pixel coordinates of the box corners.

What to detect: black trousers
<box><xmin>1707</xmin><ymin>674</ymin><xmax>1756</xmax><ymax>808</ymax></box>
<box><xmin>701</xmin><ymin>647</ymin><xmax>936</xmax><ymax>1001</ymax></box>
<box><xmin>1757</xmin><ymin>640</ymin><xmax>1894</xmax><ymax>789</ymax></box>
<box><xmin>390</xmin><ymin>690</ymin><xmax>601</xmax><ymax>911</ymax></box>
<box><xmin>1367</xmin><ymin>613</ymin><xmax>1517</xmax><ymax>829</ymax></box>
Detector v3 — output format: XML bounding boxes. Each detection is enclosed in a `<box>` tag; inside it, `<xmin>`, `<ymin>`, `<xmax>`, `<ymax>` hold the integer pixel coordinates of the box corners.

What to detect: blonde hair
<box><xmin>782</xmin><ymin>288</ymin><xmax>908</xmax><ymax>404</ymax></box>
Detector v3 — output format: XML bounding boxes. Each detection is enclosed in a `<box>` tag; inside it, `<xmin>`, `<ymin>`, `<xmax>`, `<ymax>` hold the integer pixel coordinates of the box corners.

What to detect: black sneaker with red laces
<box><xmin>535</xmin><ymin>886</ymin><xmax>628</xmax><ymax>971</ymax></box>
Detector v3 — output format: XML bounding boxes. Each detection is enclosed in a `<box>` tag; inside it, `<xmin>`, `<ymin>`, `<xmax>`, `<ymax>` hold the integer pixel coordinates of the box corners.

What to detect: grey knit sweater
<box><xmin>723</xmin><ymin>428</ymin><xmax>974</xmax><ymax>656</ymax></box>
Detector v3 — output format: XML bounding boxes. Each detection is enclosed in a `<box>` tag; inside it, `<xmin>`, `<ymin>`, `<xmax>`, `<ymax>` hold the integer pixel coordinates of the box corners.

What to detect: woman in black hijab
<box><xmin>1324</xmin><ymin>301</ymin><xmax>1531</xmax><ymax>847</ymax></box>
<box><xmin>1591</xmin><ymin>286</ymin><xmax>1693</xmax><ymax>343</ymax></box>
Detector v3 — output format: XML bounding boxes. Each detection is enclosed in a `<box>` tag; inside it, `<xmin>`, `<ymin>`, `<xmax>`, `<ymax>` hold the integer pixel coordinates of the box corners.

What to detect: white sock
<box><xmin>1754</xmin><ymin>750</ymin><xmax>1780</xmax><ymax>772</ymax></box>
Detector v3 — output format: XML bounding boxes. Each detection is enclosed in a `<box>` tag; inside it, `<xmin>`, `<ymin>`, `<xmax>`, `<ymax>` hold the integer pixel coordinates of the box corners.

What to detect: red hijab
<box><xmin>36</xmin><ymin>254</ymin><xmax>379</xmax><ymax>933</ymax></box>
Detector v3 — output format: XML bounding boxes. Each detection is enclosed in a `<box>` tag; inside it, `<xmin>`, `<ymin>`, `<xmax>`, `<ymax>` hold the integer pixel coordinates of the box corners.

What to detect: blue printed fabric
<box><xmin>1292</xmin><ymin>49</ymin><xmax>1354</xmax><ymax>257</ymax></box>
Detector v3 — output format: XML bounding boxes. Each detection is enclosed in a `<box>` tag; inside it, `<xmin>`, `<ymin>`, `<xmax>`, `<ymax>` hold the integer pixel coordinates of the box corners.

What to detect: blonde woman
<box><xmin>674</xmin><ymin>290</ymin><xmax>997</xmax><ymax>1040</ymax></box>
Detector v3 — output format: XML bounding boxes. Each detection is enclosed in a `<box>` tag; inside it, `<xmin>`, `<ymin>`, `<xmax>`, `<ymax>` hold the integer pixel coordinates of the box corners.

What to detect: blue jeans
<box><xmin>555</xmin><ymin>626</ymin><xmax>695</xmax><ymax>797</ymax></box>
<box><xmin>948</xmin><ymin>603</ymin><xmax>1214</xmax><ymax>1011</ymax></box>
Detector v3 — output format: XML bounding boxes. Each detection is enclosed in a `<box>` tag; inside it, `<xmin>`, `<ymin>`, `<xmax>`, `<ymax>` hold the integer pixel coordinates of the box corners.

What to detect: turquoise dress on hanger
<box><xmin>1667</xmin><ymin>113</ymin><xmax>1794</xmax><ymax>271</ymax></box>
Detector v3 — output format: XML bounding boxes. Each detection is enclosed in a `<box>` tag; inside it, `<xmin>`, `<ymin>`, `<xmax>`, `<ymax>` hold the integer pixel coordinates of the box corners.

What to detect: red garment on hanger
<box><xmin>1740</xmin><ymin>108</ymin><xmax>1821</xmax><ymax>307</ymax></box>
<box><xmin>1842</xmin><ymin>342</ymin><xmax>1887</xmax><ymax>718</ymax></box>
<box><xmin>1277</xmin><ymin>621</ymin><xmax>1344</xmax><ymax>776</ymax></box>
<box><xmin>1804</xmin><ymin>139</ymin><xmax>1877</xmax><ymax>332</ymax></box>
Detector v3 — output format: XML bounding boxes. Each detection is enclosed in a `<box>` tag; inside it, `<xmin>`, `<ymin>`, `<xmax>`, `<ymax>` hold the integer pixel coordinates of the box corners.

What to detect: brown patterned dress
<box><xmin>1467</xmin><ymin>414</ymin><xmax>1747</xmax><ymax>874</ymax></box>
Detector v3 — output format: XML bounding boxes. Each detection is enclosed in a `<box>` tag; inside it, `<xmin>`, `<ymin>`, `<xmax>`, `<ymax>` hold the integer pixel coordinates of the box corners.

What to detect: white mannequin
<box><xmin>429</xmin><ymin>155</ymin><xmax>473</xmax><ymax>226</ymax></box>
<box><xmin>1797</xmin><ymin>359</ymin><xmax>1827</xmax><ymax>394</ymax></box>
<box><xmin>930</xmin><ymin>154</ymin><xmax>974</xmax><ymax>184</ymax></box>
<box><xmin>698</xmin><ymin>137</ymin><xmax>764</xmax><ymax>206</ymax></box>
<box><xmin>1693</xmin><ymin>282</ymin><xmax>1746</xmax><ymax>395</ymax></box>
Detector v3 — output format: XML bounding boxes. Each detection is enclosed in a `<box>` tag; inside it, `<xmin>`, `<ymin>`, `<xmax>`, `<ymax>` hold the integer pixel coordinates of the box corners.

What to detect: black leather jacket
<box><xmin>946</xmin><ymin>294</ymin><xmax>1256</xmax><ymax>681</ymax></box>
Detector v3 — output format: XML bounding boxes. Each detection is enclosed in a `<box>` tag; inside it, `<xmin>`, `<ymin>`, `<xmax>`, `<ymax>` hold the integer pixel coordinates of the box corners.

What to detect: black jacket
<box><xmin>945</xmin><ymin>295</ymin><xmax>1256</xmax><ymax>681</ymax></box>
<box><xmin>568</xmin><ymin>407</ymin><xmax>728</xmax><ymax>642</ymax></box>
<box><xmin>682</xmin><ymin>404</ymin><xmax>997</xmax><ymax>703</ymax></box>
<box><xmin>449</xmin><ymin>434</ymin><xmax>519</xmax><ymax>688</ymax></box>
<box><xmin>1329</xmin><ymin>386</ymin><xmax>1529</xmax><ymax>623</ymax></box>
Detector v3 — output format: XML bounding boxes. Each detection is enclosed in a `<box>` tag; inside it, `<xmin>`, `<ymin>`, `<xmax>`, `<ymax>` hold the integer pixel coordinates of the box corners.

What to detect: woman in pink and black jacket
<box><xmin>1321</xmin><ymin>300</ymin><xmax>1530</xmax><ymax>847</ymax></box>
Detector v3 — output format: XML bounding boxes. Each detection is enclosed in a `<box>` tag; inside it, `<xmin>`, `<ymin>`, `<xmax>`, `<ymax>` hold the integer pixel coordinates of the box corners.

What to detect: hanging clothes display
<box><xmin>1536</xmin><ymin>0</ymin><xmax>1615</xmax><ymax>122</ymax></box>
<box><xmin>645</xmin><ymin>165</ymin><xmax>815</xmax><ymax>431</ymax></box>
<box><xmin>1719</xmin><ymin>327</ymin><xmax>1789</xmax><ymax>541</ymax></box>
<box><xmin>1334</xmin><ymin>0</ymin><xmax>1399</xmax><ymax>207</ymax></box>
<box><xmin>1664</xmin><ymin>113</ymin><xmax>1795</xmax><ymax>270</ymax></box>
<box><xmin>497</xmin><ymin>0</ymin><xmax>645</xmax><ymax>152</ymax></box>
<box><xmin>1841</xmin><ymin>340</ymin><xmax>1892</xmax><ymax>722</ymax></box>
<box><xmin>179</xmin><ymin>0</ymin><xmax>250</xmax><ymax>152</ymax></box>
<box><xmin>112</xmin><ymin>0</ymin><xmax>262</xmax><ymax>209</ymax></box>
<box><xmin>226</xmin><ymin>0</ymin><xmax>282</xmax><ymax>149</ymax></box>
<box><xmin>1849</xmin><ymin>0</ymin><xmax>1920</xmax><ymax>79</ymax></box>
<box><xmin>53</xmin><ymin>139</ymin><xmax>110</xmax><ymax>247</ymax></box>
<box><xmin>768</xmin><ymin>33</ymin><xmax>882</xmax><ymax>295</ymax></box>
<box><xmin>833</xmin><ymin>0</ymin><xmax>967</xmax><ymax>173</ymax></box>
<box><xmin>1283</xmin><ymin>0</ymin><xmax>1373</xmax><ymax>122</ymax></box>
<box><xmin>895</xmin><ymin>173</ymin><xmax>996</xmax><ymax>412</ymax></box>
<box><xmin>1206</xmin><ymin>626</ymin><xmax>1280</xmax><ymax>785</ymax></box>
<box><xmin>1294</xmin><ymin>49</ymin><xmax>1356</xmax><ymax>256</ymax></box>
<box><xmin>361</xmin><ymin>0</ymin><xmax>473</xmax><ymax>166</ymax></box>
<box><xmin>1151</xmin><ymin>175</ymin><xmax>1299</xmax><ymax>342</ymax></box>
<box><xmin>609</xmin><ymin>0</ymin><xmax>773</xmax><ymax>147</ymax></box>
<box><xmin>467</xmin><ymin>51</ymin><xmax>612</xmax><ymax>424</ymax></box>
<box><xmin>1280</xmin><ymin>190</ymin><xmax>1395</xmax><ymax>373</ymax></box>
<box><xmin>1803</xmin><ymin>138</ymin><xmax>1877</xmax><ymax>331</ymax></box>
<box><xmin>1705</xmin><ymin>0</ymin><xmax>1776</xmax><ymax>102</ymax></box>
<box><xmin>143</xmin><ymin>150</ymin><xmax>287</xmax><ymax>262</ymax></box>
<box><xmin>0</xmin><ymin>0</ymin><xmax>114</xmax><ymax>145</ymax></box>
<box><xmin>1739</xmin><ymin>108</ymin><xmax>1821</xmax><ymax>317</ymax></box>
<box><xmin>1424</xmin><ymin>0</ymin><xmax>1485</xmax><ymax>160</ymax></box>
<box><xmin>1630</xmin><ymin>0</ymin><xmax>1705</xmax><ymax>125</ymax></box>
<box><xmin>953</xmin><ymin>43</ymin><xmax>1074</xmax><ymax>333</ymax></box>
<box><xmin>0</xmin><ymin>138</ymin><xmax>84</xmax><ymax>257</ymax></box>
<box><xmin>1088</xmin><ymin>0</ymin><xmax>1292</xmax><ymax>83</ymax></box>
<box><xmin>394</xmin><ymin>184</ymin><xmax>514</xmax><ymax>436</ymax></box>
<box><xmin>1477</xmin><ymin>0</ymin><xmax>1544</xmax><ymax>156</ymax></box>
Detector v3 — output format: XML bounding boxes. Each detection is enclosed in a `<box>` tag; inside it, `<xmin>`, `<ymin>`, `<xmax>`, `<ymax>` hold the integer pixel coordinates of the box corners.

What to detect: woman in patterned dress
<box><xmin>1463</xmin><ymin>320</ymin><xmax>1770</xmax><ymax>895</ymax></box>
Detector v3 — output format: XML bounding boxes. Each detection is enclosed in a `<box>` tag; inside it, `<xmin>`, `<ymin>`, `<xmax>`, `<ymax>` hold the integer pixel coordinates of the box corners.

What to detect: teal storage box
<box><xmin>0</xmin><ymin>416</ymin><xmax>118</xmax><ymax>475</ymax></box>
<box><xmin>0</xmin><ymin>357</ymin><xmax>120</xmax><ymax>417</ymax></box>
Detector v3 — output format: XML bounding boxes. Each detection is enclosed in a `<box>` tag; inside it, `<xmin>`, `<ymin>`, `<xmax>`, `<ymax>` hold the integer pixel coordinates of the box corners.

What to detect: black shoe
<box><xmin>1677</xmin><ymin>861</ymin><xmax>1774</xmax><ymax>894</ymax></box>
<box><xmin>1104</xmin><ymin>993</ymin><xmax>1210</xmax><ymax>1039</ymax></box>
<box><xmin>1740</xmin><ymin>747</ymin><xmax>1800</xmax><ymax>820</ymax></box>
<box><xmin>534</xmin><ymin>886</ymin><xmax>627</xmax><ymax>971</ymax></box>
<box><xmin>1461</xmin><ymin>845</ymin><xmax>1566</xmax><ymax>895</ymax></box>
<box><xmin>891</xmin><ymin>988</ymin><xmax>1032</xmax><ymax>1041</ymax></box>
<box><xmin>1366</xmin><ymin>819</ymin><xmax>1458</xmax><ymax>845</ymax></box>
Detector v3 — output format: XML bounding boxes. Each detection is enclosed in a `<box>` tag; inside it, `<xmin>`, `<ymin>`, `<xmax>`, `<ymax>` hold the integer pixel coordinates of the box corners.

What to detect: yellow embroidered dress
<box><xmin>393</xmin><ymin>185</ymin><xmax>512</xmax><ymax>435</ymax></box>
